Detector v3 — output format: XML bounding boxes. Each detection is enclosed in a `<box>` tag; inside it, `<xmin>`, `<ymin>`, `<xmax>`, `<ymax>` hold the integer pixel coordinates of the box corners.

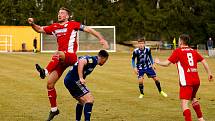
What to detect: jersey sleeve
<box><xmin>43</xmin><ymin>24</ymin><xmax>55</xmax><ymax>35</ymax></box>
<box><xmin>71</xmin><ymin>21</ymin><xmax>85</xmax><ymax>31</ymax></box>
<box><xmin>168</xmin><ymin>49</ymin><xmax>179</xmax><ymax>64</ymax></box>
<box><xmin>148</xmin><ymin>48</ymin><xmax>154</xmax><ymax>64</ymax></box>
<box><xmin>131</xmin><ymin>50</ymin><xmax>136</xmax><ymax>68</ymax></box>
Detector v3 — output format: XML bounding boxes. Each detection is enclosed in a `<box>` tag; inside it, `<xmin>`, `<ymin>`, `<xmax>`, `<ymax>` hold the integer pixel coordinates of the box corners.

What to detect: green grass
<box><xmin>0</xmin><ymin>51</ymin><xmax>215</xmax><ymax>121</ymax></box>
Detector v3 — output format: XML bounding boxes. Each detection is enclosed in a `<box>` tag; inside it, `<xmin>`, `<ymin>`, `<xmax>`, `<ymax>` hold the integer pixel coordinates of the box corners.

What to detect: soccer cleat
<box><xmin>160</xmin><ymin>91</ymin><xmax>168</xmax><ymax>97</ymax></box>
<box><xmin>138</xmin><ymin>94</ymin><xmax>144</xmax><ymax>98</ymax></box>
<box><xmin>35</xmin><ymin>64</ymin><xmax>46</xmax><ymax>79</ymax></box>
<box><xmin>46</xmin><ymin>109</ymin><xmax>60</xmax><ymax>121</ymax></box>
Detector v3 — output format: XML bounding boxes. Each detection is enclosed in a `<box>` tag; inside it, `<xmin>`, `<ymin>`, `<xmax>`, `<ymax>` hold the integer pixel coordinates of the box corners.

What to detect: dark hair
<box><xmin>59</xmin><ymin>7</ymin><xmax>71</xmax><ymax>16</ymax></box>
<box><xmin>179</xmin><ymin>34</ymin><xmax>190</xmax><ymax>45</ymax></box>
<box><xmin>137</xmin><ymin>38</ymin><xmax>145</xmax><ymax>43</ymax></box>
<box><xmin>98</xmin><ymin>50</ymin><xmax>109</xmax><ymax>58</ymax></box>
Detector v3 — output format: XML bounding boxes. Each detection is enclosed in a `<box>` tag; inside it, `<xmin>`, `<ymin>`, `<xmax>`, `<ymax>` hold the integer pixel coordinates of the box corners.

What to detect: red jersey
<box><xmin>43</xmin><ymin>21</ymin><xmax>84</xmax><ymax>53</ymax></box>
<box><xmin>168</xmin><ymin>47</ymin><xmax>204</xmax><ymax>86</ymax></box>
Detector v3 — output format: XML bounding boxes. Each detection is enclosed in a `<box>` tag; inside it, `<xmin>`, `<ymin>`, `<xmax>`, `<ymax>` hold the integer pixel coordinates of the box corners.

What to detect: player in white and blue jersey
<box><xmin>131</xmin><ymin>39</ymin><xmax>167</xmax><ymax>98</ymax></box>
<box><xmin>64</xmin><ymin>50</ymin><xmax>109</xmax><ymax>121</ymax></box>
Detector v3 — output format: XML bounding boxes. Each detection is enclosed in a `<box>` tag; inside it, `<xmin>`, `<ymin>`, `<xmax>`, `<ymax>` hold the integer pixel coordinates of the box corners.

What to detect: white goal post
<box><xmin>0</xmin><ymin>35</ymin><xmax>12</xmax><ymax>52</ymax></box>
<box><xmin>40</xmin><ymin>26</ymin><xmax>116</xmax><ymax>53</ymax></box>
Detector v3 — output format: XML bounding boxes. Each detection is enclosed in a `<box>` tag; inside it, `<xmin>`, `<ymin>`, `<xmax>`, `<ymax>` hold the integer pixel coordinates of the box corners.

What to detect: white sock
<box><xmin>51</xmin><ymin>107</ymin><xmax>58</xmax><ymax>112</ymax></box>
<box><xmin>198</xmin><ymin>117</ymin><xmax>205</xmax><ymax>121</ymax></box>
<box><xmin>45</xmin><ymin>69</ymin><xmax>48</xmax><ymax>76</ymax></box>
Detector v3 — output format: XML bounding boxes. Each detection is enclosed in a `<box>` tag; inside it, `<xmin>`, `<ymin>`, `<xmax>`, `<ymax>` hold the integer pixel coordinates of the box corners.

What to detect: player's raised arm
<box><xmin>28</xmin><ymin>18</ymin><xmax>45</xmax><ymax>33</ymax></box>
<box><xmin>201</xmin><ymin>59</ymin><xmax>213</xmax><ymax>82</ymax></box>
<box><xmin>83</xmin><ymin>26</ymin><xmax>109</xmax><ymax>49</ymax></box>
<box><xmin>78</xmin><ymin>58</ymin><xmax>88</xmax><ymax>84</ymax></box>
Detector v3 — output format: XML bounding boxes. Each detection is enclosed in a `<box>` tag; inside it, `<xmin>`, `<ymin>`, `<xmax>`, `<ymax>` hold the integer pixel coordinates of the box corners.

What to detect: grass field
<box><xmin>0</xmin><ymin>50</ymin><xmax>215</xmax><ymax>121</ymax></box>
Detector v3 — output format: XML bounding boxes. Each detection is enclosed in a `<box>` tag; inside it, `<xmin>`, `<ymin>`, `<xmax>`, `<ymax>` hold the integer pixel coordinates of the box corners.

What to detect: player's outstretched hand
<box><xmin>28</xmin><ymin>18</ymin><xmax>34</xmax><ymax>25</ymax></box>
<box><xmin>154</xmin><ymin>57</ymin><xmax>160</xmax><ymax>65</ymax></box>
<box><xmin>209</xmin><ymin>75</ymin><xmax>213</xmax><ymax>82</ymax></box>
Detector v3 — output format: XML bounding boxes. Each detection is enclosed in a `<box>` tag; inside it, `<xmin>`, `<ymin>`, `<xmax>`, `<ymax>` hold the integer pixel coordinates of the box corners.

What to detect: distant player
<box><xmin>28</xmin><ymin>7</ymin><xmax>109</xmax><ymax>121</ymax></box>
<box><xmin>64</xmin><ymin>50</ymin><xmax>109</xmax><ymax>121</ymax></box>
<box><xmin>155</xmin><ymin>34</ymin><xmax>213</xmax><ymax>121</ymax></box>
<box><xmin>131</xmin><ymin>39</ymin><xmax>167</xmax><ymax>98</ymax></box>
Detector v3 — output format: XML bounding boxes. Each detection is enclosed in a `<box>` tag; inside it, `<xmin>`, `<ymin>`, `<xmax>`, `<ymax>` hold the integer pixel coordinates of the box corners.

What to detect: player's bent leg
<box><xmin>46</xmin><ymin>51</ymin><xmax>65</xmax><ymax>73</ymax></box>
<box><xmin>78</xmin><ymin>93</ymin><xmax>94</xmax><ymax>121</ymax></box>
<box><xmin>181</xmin><ymin>99</ymin><xmax>192</xmax><ymax>121</ymax></box>
<box><xmin>152</xmin><ymin>77</ymin><xmax>168</xmax><ymax>97</ymax></box>
<box><xmin>46</xmin><ymin>70</ymin><xmax>60</xmax><ymax>121</ymax></box>
<box><xmin>192</xmin><ymin>98</ymin><xmax>204</xmax><ymax>121</ymax></box>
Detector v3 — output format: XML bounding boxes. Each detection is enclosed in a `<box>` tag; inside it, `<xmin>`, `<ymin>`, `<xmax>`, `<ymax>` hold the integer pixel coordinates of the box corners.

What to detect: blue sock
<box><xmin>76</xmin><ymin>103</ymin><xmax>83</xmax><ymax>121</ymax></box>
<box><xmin>84</xmin><ymin>103</ymin><xmax>93</xmax><ymax>121</ymax></box>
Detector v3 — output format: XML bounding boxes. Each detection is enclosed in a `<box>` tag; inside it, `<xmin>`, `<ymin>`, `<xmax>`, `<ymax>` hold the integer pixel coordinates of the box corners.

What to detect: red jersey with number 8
<box><xmin>168</xmin><ymin>47</ymin><xmax>204</xmax><ymax>86</ymax></box>
<box><xmin>43</xmin><ymin>21</ymin><xmax>84</xmax><ymax>53</ymax></box>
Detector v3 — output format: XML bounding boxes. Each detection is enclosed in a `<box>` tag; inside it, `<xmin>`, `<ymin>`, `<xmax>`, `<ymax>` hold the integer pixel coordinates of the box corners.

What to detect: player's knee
<box><xmin>85</xmin><ymin>98</ymin><xmax>94</xmax><ymax>104</ymax></box>
<box><xmin>52</xmin><ymin>54</ymin><xmax>60</xmax><ymax>61</ymax></box>
<box><xmin>83</xmin><ymin>94</ymin><xmax>94</xmax><ymax>104</ymax></box>
<box><xmin>55</xmin><ymin>51</ymin><xmax>66</xmax><ymax>61</ymax></box>
<box><xmin>47</xmin><ymin>81</ymin><xmax>55</xmax><ymax>89</ymax></box>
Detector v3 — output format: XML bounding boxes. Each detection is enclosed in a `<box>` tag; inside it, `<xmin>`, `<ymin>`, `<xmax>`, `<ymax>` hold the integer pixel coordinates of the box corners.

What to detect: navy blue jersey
<box><xmin>131</xmin><ymin>47</ymin><xmax>154</xmax><ymax>69</ymax></box>
<box><xmin>70</xmin><ymin>55</ymin><xmax>98</xmax><ymax>79</ymax></box>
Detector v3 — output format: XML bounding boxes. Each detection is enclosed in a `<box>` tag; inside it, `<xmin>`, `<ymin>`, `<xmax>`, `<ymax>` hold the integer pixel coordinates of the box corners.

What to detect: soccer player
<box><xmin>155</xmin><ymin>34</ymin><xmax>213</xmax><ymax>121</ymax></box>
<box><xmin>64</xmin><ymin>50</ymin><xmax>109</xmax><ymax>121</ymax></box>
<box><xmin>131</xmin><ymin>39</ymin><xmax>168</xmax><ymax>98</ymax></box>
<box><xmin>28</xmin><ymin>7</ymin><xmax>109</xmax><ymax>121</ymax></box>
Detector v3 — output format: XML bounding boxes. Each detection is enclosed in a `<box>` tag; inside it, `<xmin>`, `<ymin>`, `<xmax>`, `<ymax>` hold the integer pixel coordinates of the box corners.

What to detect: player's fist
<box><xmin>209</xmin><ymin>75</ymin><xmax>213</xmax><ymax>82</ymax></box>
<box><xmin>28</xmin><ymin>18</ymin><xmax>34</xmax><ymax>25</ymax></box>
<box><xmin>154</xmin><ymin>58</ymin><xmax>160</xmax><ymax>64</ymax></box>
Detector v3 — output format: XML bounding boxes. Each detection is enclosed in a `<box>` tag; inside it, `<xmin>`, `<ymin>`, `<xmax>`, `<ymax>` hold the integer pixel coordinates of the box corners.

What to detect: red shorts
<box><xmin>55</xmin><ymin>51</ymin><xmax>77</xmax><ymax>77</ymax></box>
<box><xmin>179</xmin><ymin>85</ymin><xmax>200</xmax><ymax>100</ymax></box>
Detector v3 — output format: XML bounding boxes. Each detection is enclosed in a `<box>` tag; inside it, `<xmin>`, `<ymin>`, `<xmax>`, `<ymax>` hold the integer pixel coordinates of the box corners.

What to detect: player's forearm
<box><xmin>131</xmin><ymin>58</ymin><xmax>136</xmax><ymax>68</ymax></box>
<box><xmin>156</xmin><ymin>60</ymin><xmax>171</xmax><ymax>67</ymax></box>
<box><xmin>149</xmin><ymin>54</ymin><xmax>154</xmax><ymax>64</ymax></box>
<box><xmin>84</xmin><ymin>27</ymin><xmax>104</xmax><ymax>40</ymax></box>
<box><xmin>31</xmin><ymin>23</ymin><xmax>45</xmax><ymax>33</ymax></box>
<box><xmin>201</xmin><ymin>60</ymin><xmax>212</xmax><ymax>75</ymax></box>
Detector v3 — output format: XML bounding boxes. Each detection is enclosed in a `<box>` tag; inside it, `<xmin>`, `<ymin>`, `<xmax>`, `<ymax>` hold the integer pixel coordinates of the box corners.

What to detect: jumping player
<box><xmin>64</xmin><ymin>50</ymin><xmax>109</xmax><ymax>121</ymax></box>
<box><xmin>155</xmin><ymin>34</ymin><xmax>213</xmax><ymax>121</ymax></box>
<box><xmin>28</xmin><ymin>7</ymin><xmax>109</xmax><ymax>121</ymax></box>
<box><xmin>131</xmin><ymin>39</ymin><xmax>167</xmax><ymax>98</ymax></box>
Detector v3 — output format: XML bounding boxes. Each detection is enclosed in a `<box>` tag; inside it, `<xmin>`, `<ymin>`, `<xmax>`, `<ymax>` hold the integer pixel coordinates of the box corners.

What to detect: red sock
<box><xmin>48</xmin><ymin>88</ymin><xmax>57</xmax><ymax>107</ymax></box>
<box><xmin>46</xmin><ymin>54</ymin><xmax>60</xmax><ymax>73</ymax></box>
<box><xmin>192</xmin><ymin>101</ymin><xmax>203</xmax><ymax>118</ymax></box>
<box><xmin>183</xmin><ymin>109</ymin><xmax>192</xmax><ymax>121</ymax></box>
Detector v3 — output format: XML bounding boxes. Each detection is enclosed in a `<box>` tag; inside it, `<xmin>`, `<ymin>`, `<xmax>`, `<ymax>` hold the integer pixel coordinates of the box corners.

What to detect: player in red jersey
<box><xmin>28</xmin><ymin>7</ymin><xmax>109</xmax><ymax>121</ymax></box>
<box><xmin>155</xmin><ymin>34</ymin><xmax>213</xmax><ymax>121</ymax></box>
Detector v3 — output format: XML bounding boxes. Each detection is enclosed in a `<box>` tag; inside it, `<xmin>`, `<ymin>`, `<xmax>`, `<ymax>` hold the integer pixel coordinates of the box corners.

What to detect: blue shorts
<box><xmin>138</xmin><ymin>67</ymin><xmax>156</xmax><ymax>79</ymax></box>
<box><xmin>64</xmin><ymin>71</ymin><xmax>89</xmax><ymax>98</ymax></box>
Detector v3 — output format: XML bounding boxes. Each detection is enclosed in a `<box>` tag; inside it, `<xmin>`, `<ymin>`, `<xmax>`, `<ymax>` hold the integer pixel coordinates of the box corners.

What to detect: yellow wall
<box><xmin>0</xmin><ymin>26</ymin><xmax>40</xmax><ymax>51</ymax></box>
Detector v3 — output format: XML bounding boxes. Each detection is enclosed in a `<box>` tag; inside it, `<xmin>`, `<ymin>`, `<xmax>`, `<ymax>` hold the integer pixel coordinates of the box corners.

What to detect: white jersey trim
<box><xmin>177</xmin><ymin>61</ymin><xmax>186</xmax><ymax>86</ymax></box>
<box><xmin>68</xmin><ymin>30</ymin><xmax>77</xmax><ymax>53</ymax></box>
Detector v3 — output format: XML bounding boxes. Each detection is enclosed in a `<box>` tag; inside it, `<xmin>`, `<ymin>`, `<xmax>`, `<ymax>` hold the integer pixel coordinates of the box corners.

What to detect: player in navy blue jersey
<box><xmin>131</xmin><ymin>39</ymin><xmax>167</xmax><ymax>98</ymax></box>
<box><xmin>64</xmin><ymin>50</ymin><xmax>109</xmax><ymax>121</ymax></box>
